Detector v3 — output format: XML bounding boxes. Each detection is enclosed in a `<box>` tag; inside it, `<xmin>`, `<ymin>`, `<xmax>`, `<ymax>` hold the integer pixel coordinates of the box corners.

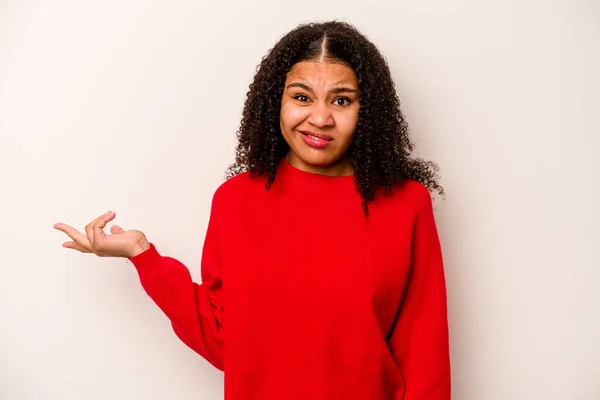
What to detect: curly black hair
<box><xmin>226</xmin><ymin>20</ymin><xmax>443</xmax><ymax>215</ymax></box>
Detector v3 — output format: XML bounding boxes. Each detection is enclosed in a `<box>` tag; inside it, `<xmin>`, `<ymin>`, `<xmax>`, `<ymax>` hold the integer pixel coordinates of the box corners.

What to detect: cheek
<box><xmin>280</xmin><ymin>103</ymin><xmax>307</xmax><ymax>130</ymax></box>
<box><xmin>336</xmin><ymin>111</ymin><xmax>359</xmax><ymax>137</ymax></box>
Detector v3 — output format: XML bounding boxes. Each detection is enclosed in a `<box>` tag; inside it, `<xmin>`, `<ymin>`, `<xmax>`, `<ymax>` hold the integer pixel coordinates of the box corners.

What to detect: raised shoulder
<box><xmin>405</xmin><ymin>179</ymin><xmax>434</xmax><ymax>209</ymax></box>
<box><xmin>369</xmin><ymin>179</ymin><xmax>434</xmax><ymax>222</ymax></box>
<box><xmin>400</xmin><ymin>180</ymin><xmax>439</xmax><ymax>230</ymax></box>
<box><xmin>211</xmin><ymin>171</ymin><xmax>266</xmax><ymax>211</ymax></box>
<box><xmin>390</xmin><ymin>178</ymin><xmax>431</xmax><ymax>201</ymax></box>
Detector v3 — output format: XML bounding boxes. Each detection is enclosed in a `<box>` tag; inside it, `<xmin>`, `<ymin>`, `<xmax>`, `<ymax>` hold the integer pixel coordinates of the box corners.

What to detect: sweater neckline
<box><xmin>277</xmin><ymin>157</ymin><xmax>356</xmax><ymax>193</ymax></box>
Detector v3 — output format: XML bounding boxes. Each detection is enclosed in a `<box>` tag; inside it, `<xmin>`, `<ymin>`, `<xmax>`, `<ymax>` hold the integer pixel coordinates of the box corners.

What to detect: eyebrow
<box><xmin>286</xmin><ymin>82</ymin><xmax>358</xmax><ymax>94</ymax></box>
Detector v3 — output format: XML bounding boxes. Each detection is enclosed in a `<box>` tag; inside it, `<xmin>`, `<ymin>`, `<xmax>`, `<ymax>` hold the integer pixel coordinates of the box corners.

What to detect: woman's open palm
<box><xmin>54</xmin><ymin>211</ymin><xmax>150</xmax><ymax>258</ymax></box>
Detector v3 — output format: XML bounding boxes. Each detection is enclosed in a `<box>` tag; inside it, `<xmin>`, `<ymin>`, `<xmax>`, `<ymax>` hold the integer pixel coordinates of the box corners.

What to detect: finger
<box><xmin>84</xmin><ymin>210</ymin><xmax>113</xmax><ymax>239</ymax></box>
<box><xmin>54</xmin><ymin>223</ymin><xmax>91</xmax><ymax>249</ymax></box>
<box><xmin>110</xmin><ymin>225</ymin><xmax>125</xmax><ymax>234</ymax></box>
<box><xmin>62</xmin><ymin>241</ymin><xmax>92</xmax><ymax>253</ymax></box>
<box><xmin>85</xmin><ymin>211</ymin><xmax>115</xmax><ymax>248</ymax></box>
<box><xmin>63</xmin><ymin>241</ymin><xmax>111</xmax><ymax>257</ymax></box>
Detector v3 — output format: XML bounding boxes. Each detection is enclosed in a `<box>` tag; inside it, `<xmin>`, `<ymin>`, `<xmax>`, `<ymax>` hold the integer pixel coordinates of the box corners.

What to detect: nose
<box><xmin>307</xmin><ymin>102</ymin><xmax>334</xmax><ymax>128</ymax></box>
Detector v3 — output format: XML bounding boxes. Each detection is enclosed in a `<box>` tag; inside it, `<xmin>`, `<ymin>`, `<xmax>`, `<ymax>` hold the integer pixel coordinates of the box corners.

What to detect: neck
<box><xmin>285</xmin><ymin>152</ymin><xmax>354</xmax><ymax>177</ymax></box>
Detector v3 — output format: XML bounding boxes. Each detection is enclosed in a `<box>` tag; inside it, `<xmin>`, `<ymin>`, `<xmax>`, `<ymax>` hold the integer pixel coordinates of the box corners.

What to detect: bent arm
<box><xmin>129</xmin><ymin>204</ymin><xmax>224</xmax><ymax>370</ymax></box>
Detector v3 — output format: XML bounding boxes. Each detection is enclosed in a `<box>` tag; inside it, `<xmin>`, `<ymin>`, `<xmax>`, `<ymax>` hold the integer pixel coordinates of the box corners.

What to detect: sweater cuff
<box><xmin>129</xmin><ymin>243</ymin><xmax>161</xmax><ymax>272</ymax></box>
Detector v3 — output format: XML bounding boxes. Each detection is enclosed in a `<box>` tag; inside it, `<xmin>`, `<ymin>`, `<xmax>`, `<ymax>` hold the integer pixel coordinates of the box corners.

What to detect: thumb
<box><xmin>110</xmin><ymin>225</ymin><xmax>125</xmax><ymax>234</ymax></box>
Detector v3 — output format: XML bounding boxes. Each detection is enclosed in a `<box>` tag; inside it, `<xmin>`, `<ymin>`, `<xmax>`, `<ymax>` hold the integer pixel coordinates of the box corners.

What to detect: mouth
<box><xmin>299</xmin><ymin>131</ymin><xmax>334</xmax><ymax>141</ymax></box>
<box><xmin>299</xmin><ymin>130</ymin><xmax>333</xmax><ymax>149</ymax></box>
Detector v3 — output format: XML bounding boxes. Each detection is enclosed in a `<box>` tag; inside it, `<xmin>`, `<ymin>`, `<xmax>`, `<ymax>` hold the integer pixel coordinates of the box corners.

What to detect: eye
<box><xmin>334</xmin><ymin>97</ymin><xmax>352</xmax><ymax>106</ymax></box>
<box><xmin>293</xmin><ymin>94</ymin><xmax>310</xmax><ymax>102</ymax></box>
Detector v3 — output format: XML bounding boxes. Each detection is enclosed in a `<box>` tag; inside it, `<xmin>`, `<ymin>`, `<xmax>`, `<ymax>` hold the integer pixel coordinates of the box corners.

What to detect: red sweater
<box><xmin>130</xmin><ymin>158</ymin><xmax>451</xmax><ymax>399</ymax></box>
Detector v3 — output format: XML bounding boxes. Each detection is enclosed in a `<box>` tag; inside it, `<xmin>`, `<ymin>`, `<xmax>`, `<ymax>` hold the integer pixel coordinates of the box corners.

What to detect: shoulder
<box><xmin>370</xmin><ymin>178</ymin><xmax>434</xmax><ymax>221</ymax></box>
<box><xmin>211</xmin><ymin>171</ymin><xmax>267</xmax><ymax>208</ymax></box>
<box><xmin>398</xmin><ymin>180</ymin><xmax>438</xmax><ymax>225</ymax></box>
<box><xmin>386</xmin><ymin>179</ymin><xmax>433</xmax><ymax>209</ymax></box>
<box><xmin>399</xmin><ymin>179</ymin><xmax>431</xmax><ymax>199</ymax></box>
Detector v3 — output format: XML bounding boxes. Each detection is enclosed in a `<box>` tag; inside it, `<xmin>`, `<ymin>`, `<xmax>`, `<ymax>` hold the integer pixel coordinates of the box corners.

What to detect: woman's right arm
<box><xmin>129</xmin><ymin>205</ymin><xmax>224</xmax><ymax>370</ymax></box>
<box><xmin>54</xmin><ymin>197</ymin><xmax>225</xmax><ymax>371</ymax></box>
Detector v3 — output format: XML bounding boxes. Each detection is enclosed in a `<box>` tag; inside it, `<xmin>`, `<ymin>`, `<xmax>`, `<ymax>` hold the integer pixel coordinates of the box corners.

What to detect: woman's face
<box><xmin>279</xmin><ymin>60</ymin><xmax>360</xmax><ymax>176</ymax></box>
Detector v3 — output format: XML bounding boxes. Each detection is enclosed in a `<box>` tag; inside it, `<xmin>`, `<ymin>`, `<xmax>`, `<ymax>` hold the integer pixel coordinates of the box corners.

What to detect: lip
<box><xmin>299</xmin><ymin>131</ymin><xmax>333</xmax><ymax>141</ymax></box>
<box><xmin>299</xmin><ymin>130</ymin><xmax>333</xmax><ymax>149</ymax></box>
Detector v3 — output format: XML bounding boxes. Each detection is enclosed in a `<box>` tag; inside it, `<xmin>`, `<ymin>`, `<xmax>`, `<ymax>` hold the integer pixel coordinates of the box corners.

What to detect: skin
<box><xmin>53</xmin><ymin>211</ymin><xmax>150</xmax><ymax>258</ymax></box>
<box><xmin>280</xmin><ymin>60</ymin><xmax>360</xmax><ymax>176</ymax></box>
<box><xmin>54</xmin><ymin>60</ymin><xmax>361</xmax><ymax>258</ymax></box>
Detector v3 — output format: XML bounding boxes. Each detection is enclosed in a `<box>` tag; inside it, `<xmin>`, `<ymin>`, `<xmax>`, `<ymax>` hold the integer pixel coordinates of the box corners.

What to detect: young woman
<box><xmin>54</xmin><ymin>21</ymin><xmax>450</xmax><ymax>400</ymax></box>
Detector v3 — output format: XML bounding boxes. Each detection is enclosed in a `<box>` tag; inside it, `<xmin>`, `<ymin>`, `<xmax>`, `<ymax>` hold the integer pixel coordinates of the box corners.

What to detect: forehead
<box><xmin>285</xmin><ymin>61</ymin><xmax>358</xmax><ymax>86</ymax></box>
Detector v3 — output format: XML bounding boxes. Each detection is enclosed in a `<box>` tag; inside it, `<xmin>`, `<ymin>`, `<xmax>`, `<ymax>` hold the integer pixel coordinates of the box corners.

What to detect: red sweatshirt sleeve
<box><xmin>128</xmin><ymin>196</ymin><xmax>224</xmax><ymax>371</ymax></box>
<box><xmin>388</xmin><ymin>186</ymin><xmax>451</xmax><ymax>399</ymax></box>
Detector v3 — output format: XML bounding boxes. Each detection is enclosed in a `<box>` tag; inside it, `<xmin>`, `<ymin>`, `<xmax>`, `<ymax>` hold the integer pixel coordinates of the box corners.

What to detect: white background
<box><xmin>1</xmin><ymin>0</ymin><xmax>598</xmax><ymax>399</ymax></box>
